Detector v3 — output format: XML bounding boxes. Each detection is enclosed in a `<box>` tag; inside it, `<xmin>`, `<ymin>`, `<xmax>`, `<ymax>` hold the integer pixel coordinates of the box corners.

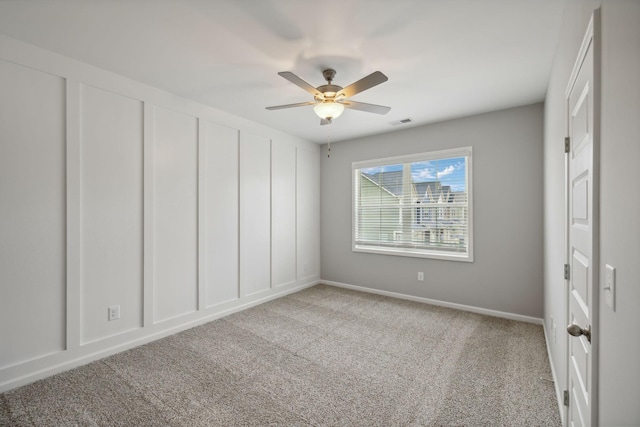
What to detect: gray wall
<box><xmin>321</xmin><ymin>103</ymin><xmax>544</xmax><ymax>318</ymax></box>
<box><xmin>544</xmin><ymin>1</ymin><xmax>640</xmax><ymax>425</ymax></box>
<box><xmin>599</xmin><ymin>2</ymin><xmax>640</xmax><ymax>422</ymax></box>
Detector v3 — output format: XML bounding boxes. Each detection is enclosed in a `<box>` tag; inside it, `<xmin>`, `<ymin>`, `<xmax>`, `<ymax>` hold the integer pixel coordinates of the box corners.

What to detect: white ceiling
<box><xmin>0</xmin><ymin>0</ymin><xmax>565</xmax><ymax>143</ymax></box>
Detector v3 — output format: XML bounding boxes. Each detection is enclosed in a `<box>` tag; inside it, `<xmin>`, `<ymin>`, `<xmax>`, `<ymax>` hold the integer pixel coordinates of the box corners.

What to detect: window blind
<box><xmin>352</xmin><ymin>147</ymin><xmax>473</xmax><ymax>261</ymax></box>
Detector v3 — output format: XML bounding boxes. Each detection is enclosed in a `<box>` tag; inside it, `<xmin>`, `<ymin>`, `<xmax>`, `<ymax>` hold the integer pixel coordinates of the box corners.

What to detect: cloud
<box><xmin>437</xmin><ymin>161</ymin><xmax>464</xmax><ymax>178</ymax></box>
<box><xmin>412</xmin><ymin>168</ymin><xmax>435</xmax><ymax>180</ymax></box>
<box><xmin>438</xmin><ymin>165</ymin><xmax>456</xmax><ymax>177</ymax></box>
<box><xmin>362</xmin><ymin>164</ymin><xmax>402</xmax><ymax>175</ymax></box>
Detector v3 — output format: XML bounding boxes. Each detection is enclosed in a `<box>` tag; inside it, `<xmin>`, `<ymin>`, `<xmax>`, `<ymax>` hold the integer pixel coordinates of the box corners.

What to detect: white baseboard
<box><xmin>321</xmin><ymin>280</ymin><xmax>543</xmax><ymax>325</ymax></box>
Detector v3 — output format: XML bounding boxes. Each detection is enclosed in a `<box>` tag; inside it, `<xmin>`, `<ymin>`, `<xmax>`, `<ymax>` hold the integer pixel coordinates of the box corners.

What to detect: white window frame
<box><xmin>352</xmin><ymin>146</ymin><xmax>473</xmax><ymax>262</ymax></box>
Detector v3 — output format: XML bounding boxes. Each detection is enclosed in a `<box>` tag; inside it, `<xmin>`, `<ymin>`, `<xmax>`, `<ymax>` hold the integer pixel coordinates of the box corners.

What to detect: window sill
<box><xmin>353</xmin><ymin>245</ymin><xmax>473</xmax><ymax>262</ymax></box>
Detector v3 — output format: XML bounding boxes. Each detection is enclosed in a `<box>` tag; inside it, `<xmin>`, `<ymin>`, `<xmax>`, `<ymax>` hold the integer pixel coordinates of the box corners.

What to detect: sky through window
<box><xmin>361</xmin><ymin>156</ymin><xmax>466</xmax><ymax>192</ymax></box>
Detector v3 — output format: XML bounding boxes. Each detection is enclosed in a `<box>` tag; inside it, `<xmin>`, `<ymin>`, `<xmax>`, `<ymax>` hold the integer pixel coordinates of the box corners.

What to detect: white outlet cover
<box><xmin>605</xmin><ymin>264</ymin><xmax>615</xmax><ymax>311</ymax></box>
<box><xmin>108</xmin><ymin>305</ymin><xmax>121</xmax><ymax>321</ymax></box>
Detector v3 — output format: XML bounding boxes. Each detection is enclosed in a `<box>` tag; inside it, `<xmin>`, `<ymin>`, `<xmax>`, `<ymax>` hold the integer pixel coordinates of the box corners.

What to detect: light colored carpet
<box><xmin>0</xmin><ymin>284</ymin><xmax>561</xmax><ymax>426</ymax></box>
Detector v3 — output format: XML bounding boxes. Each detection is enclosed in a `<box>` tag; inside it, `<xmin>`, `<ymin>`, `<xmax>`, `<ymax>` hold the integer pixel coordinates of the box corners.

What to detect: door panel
<box><xmin>571</xmin><ymin>250</ymin><xmax>589</xmax><ymax>310</ymax></box>
<box><xmin>566</xmin><ymin>16</ymin><xmax>598</xmax><ymax>427</ymax></box>
<box><xmin>572</xmin><ymin>178</ymin><xmax>588</xmax><ymax>221</ymax></box>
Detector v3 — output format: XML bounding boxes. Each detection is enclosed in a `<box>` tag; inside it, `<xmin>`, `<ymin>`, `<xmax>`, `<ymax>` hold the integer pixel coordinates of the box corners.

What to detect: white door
<box><xmin>565</xmin><ymin>12</ymin><xmax>599</xmax><ymax>427</ymax></box>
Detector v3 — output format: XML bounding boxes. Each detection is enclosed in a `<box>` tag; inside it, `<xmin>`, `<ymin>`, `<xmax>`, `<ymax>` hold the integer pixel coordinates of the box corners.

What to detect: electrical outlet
<box><xmin>418</xmin><ymin>272</ymin><xmax>424</xmax><ymax>281</ymax></box>
<box><xmin>108</xmin><ymin>305</ymin><xmax>120</xmax><ymax>321</ymax></box>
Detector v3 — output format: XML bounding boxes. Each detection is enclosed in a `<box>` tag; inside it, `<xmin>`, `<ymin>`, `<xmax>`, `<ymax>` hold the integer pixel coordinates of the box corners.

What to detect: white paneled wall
<box><xmin>201</xmin><ymin>121</ymin><xmax>240</xmax><ymax>308</ymax></box>
<box><xmin>272</xmin><ymin>141</ymin><xmax>297</xmax><ymax>288</ymax></box>
<box><xmin>152</xmin><ymin>106</ymin><xmax>199</xmax><ymax>323</ymax></box>
<box><xmin>239</xmin><ymin>133</ymin><xmax>272</xmax><ymax>297</ymax></box>
<box><xmin>79</xmin><ymin>85</ymin><xmax>144</xmax><ymax>344</ymax></box>
<box><xmin>0</xmin><ymin>59</ymin><xmax>66</xmax><ymax>368</ymax></box>
<box><xmin>0</xmin><ymin>35</ymin><xmax>320</xmax><ymax>392</ymax></box>
<box><xmin>297</xmin><ymin>146</ymin><xmax>321</xmax><ymax>281</ymax></box>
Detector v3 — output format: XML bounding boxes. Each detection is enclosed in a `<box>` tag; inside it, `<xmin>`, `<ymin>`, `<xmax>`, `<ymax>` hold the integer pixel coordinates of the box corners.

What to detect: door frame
<box><xmin>564</xmin><ymin>8</ymin><xmax>601</xmax><ymax>427</ymax></box>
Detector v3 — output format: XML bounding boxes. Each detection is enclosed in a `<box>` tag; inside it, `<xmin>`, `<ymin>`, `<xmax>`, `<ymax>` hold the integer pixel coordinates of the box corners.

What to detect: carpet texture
<box><xmin>0</xmin><ymin>284</ymin><xmax>561</xmax><ymax>426</ymax></box>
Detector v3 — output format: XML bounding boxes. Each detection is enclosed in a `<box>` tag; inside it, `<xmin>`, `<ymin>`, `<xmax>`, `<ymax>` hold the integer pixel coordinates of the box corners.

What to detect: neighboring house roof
<box><xmin>360</xmin><ymin>173</ymin><xmax>397</xmax><ymax>198</ymax></box>
<box><xmin>414</xmin><ymin>182</ymin><xmax>453</xmax><ymax>203</ymax></box>
<box><xmin>364</xmin><ymin>171</ymin><xmax>404</xmax><ymax>197</ymax></box>
<box><xmin>362</xmin><ymin>171</ymin><xmax>464</xmax><ymax>204</ymax></box>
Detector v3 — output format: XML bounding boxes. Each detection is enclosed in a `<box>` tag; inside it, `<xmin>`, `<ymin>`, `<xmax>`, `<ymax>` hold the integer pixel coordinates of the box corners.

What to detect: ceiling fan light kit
<box><xmin>266</xmin><ymin>68</ymin><xmax>390</xmax><ymax>125</ymax></box>
<box><xmin>313</xmin><ymin>101</ymin><xmax>344</xmax><ymax>121</ymax></box>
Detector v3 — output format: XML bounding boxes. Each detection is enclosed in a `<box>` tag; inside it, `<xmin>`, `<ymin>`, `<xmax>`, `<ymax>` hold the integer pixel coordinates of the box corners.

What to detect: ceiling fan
<box><xmin>266</xmin><ymin>69</ymin><xmax>391</xmax><ymax>125</ymax></box>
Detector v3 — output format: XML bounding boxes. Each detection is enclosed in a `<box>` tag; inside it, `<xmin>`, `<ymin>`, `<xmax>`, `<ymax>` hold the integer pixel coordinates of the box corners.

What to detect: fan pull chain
<box><xmin>327</xmin><ymin>123</ymin><xmax>331</xmax><ymax>158</ymax></box>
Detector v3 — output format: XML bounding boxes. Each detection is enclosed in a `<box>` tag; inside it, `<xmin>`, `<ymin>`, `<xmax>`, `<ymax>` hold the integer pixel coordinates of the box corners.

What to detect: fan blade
<box><xmin>337</xmin><ymin>71</ymin><xmax>388</xmax><ymax>98</ymax></box>
<box><xmin>340</xmin><ymin>100</ymin><xmax>391</xmax><ymax>115</ymax></box>
<box><xmin>278</xmin><ymin>71</ymin><xmax>321</xmax><ymax>96</ymax></box>
<box><xmin>266</xmin><ymin>101</ymin><xmax>316</xmax><ymax>110</ymax></box>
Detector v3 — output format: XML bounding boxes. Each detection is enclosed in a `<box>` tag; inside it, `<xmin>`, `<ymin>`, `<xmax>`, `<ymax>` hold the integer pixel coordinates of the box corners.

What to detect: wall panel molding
<box><xmin>152</xmin><ymin>106</ymin><xmax>199</xmax><ymax>324</ymax></box>
<box><xmin>143</xmin><ymin>102</ymin><xmax>155</xmax><ymax>327</ymax></box>
<box><xmin>239</xmin><ymin>133</ymin><xmax>272</xmax><ymax>297</ymax></box>
<box><xmin>201</xmin><ymin>121</ymin><xmax>240</xmax><ymax>308</ymax></box>
<box><xmin>78</xmin><ymin>85</ymin><xmax>144</xmax><ymax>345</ymax></box>
<box><xmin>0</xmin><ymin>59</ymin><xmax>67</xmax><ymax>368</ymax></box>
<box><xmin>66</xmin><ymin>78</ymin><xmax>82</xmax><ymax>350</ymax></box>
<box><xmin>272</xmin><ymin>141</ymin><xmax>297</xmax><ymax>288</ymax></box>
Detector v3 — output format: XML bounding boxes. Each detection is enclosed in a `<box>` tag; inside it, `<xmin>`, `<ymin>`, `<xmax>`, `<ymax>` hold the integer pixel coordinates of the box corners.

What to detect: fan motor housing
<box><xmin>315</xmin><ymin>84</ymin><xmax>343</xmax><ymax>100</ymax></box>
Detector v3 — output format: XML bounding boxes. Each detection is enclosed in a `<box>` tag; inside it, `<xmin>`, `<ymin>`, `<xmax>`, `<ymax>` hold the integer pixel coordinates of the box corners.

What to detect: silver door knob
<box><xmin>567</xmin><ymin>323</ymin><xmax>591</xmax><ymax>343</ymax></box>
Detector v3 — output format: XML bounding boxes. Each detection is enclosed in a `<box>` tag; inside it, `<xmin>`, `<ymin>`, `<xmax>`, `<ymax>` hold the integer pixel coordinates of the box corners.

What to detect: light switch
<box><xmin>604</xmin><ymin>264</ymin><xmax>615</xmax><ymax>311</ymax></box>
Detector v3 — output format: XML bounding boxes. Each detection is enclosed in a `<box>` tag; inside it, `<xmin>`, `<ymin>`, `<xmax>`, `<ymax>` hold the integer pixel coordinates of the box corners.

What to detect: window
<box><xmin>352</xmin><ymin>147</ymin><xmax>473</xmax><ymax>261</ymax></box>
